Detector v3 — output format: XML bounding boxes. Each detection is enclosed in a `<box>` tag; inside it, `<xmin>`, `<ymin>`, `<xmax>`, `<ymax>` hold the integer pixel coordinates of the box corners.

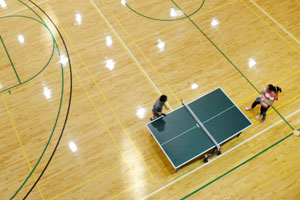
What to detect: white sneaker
<box><xmin>256</xmin><ymin>115</ymin><xmax>261</xmax><ymax>119</ymax></box>
<box><xmin>245</xmin><ymin>107</ymin><xmax>252</xmax><ymax>111</ymax></box>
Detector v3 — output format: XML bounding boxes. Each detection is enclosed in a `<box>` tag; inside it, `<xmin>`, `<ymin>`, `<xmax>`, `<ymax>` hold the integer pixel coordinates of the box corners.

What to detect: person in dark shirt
<box><xmin>150</xmin><ymin>95</ymin><xmax>168</xmax><ymax>121</ymax></box>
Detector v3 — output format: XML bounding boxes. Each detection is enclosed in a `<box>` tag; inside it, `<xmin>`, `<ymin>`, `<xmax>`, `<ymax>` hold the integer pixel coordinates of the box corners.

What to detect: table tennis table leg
<box><xmin>203</xmin><ymin>148</ymin><xmax>221</xmax><ymax>163</ymax></box>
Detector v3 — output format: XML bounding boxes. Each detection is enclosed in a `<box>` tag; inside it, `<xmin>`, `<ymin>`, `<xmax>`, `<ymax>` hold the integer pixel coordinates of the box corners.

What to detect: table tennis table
<box><xmin>146</xmin><ymin>88</ymin><xmax>252</xmax><ymax>170</ymax></box>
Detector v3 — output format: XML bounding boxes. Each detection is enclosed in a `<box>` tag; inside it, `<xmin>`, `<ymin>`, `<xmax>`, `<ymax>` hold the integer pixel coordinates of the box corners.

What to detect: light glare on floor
<box><xmin>136</xmin><ymin>108</ymin><xmax>146</xmax><ymax>119</ymax></box>
<box><xmin>43</xmin><ymin>86</ymin><xmax>52</xmax><ymax>100</ymax></box>
<box><xmin>191</xmin><ymin>83</ymin><xmax>198</xmax><ymax>90</ymax></box>
<box><xmin>106</xmin><ymin>36</ymin><xmax>112</xmax><ymax>46</ymax></box>
<box><xmin>105</xmin><ymin>59</ymin><xmax>115</xmax><ymax>70</ymax></box>
<box><xmin>248</xmin><ymin>58</ymin><xmax>256</xmax><ymax>68</ymax></box>
<box><xmin>157</xmin><ymin>39</ymin><xmax>165</xmax><ymax>52</ymax></box>
<box><xmin>69</xmin><ymin>141</ymin><xmax>78</xmax><ymax>152</ymax></box>
<box><xmin>18</xmin><ymin>34</ymin><xmax>24</xmax><ymax>44</ymax></box>
<box><xmin>170</xmin><ymin>8</ymin><xmax>182</xmax><ymax>17</ymax></box>
<box><xmin>75</xmin><ymin>13</ymin><xmax>82</xmax><ymax>25</ymax></box>
<box><xmin>0</xmin><ymin>0</ymin><xmax>7</xmax><ymax>8</ymax></box>
<box><xmin>211</xmin><ymin>18</ymin><xmax>219</xmax><ymax>27</ymax></box>
<box><xmin>121</xmin><ymin>0</ymin><xmax>126</xmax><ymax>6</ymax></box>
<box><xmin>60</xmin><ymin>55</ymin><xmax>68</xmax><ymax>66</ymax></box>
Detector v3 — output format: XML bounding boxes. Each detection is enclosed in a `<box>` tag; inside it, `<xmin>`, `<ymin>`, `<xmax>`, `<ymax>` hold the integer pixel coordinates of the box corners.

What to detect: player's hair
<box><xmin>275</xmin><ymin>86</ymin><xmax>282</xmax><ymax>93</ymax></box>
<box><xmin>160</xmin><ymin>95</ymin><xmax>167</xmax><ymax>102</ymax></box>
<box><xmin>268</xmin><ymin>84</ymin><xmax>276</xmax><ymax>92</ymax></box>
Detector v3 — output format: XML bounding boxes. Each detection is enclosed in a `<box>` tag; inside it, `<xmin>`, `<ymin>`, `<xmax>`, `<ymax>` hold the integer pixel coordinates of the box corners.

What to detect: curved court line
<box><xmin>91</xmin><ymin>1</ymin><xmax>299</xmax><ymax>199</ymax></box>
<box><xmin>91</xmin><ymin>0</ymin><xmax>172</xmax><ymax>110</ymax></box>
<box><xmin>129</xmin><ymin>0</ymin><xmax>236</xmax><ymax>45</ymax></box>
<box><xmin>97</xmin><ymin>0</ymin><xmax>181</xmax><ymax>105</ymax></box>
<box><xmin>167</xmin><ymin>0</ymin><xmax>298</xmax><ymax>198</ymax></box>
<box><xmin>56</xmin><ymin>0</ymin><xmax>156</xmax><ymax>180</ymax></box>
<box><xmin>9</xmin><ymin>0</ymin><xmax>72</xmax><ymax>199</ymax></box>
<box><xmin>1</xmin><ymin>0</ymin><xmax>50</xmax><ymax>16</ymax></box>
<box><xmin>18</xmin><ymin>0</ymin><xmax>72</xmax><ymax>199</ymax></box>
<box><xmin>1</xmin><ymin>94</ymin><xmax>45</xmax><ymax>199</ymax></box>
<box><xmin>140</xmin><ymin>109</ymin><xmax>300</xmax><ymax>200</ymax></box>
<box><xmin>171</xmin><ymin>0</ymin><xmax>295</xmax><ymax>131</ymax></box>
<box><xmin>0</xmin><ymin>35</ymin><xmax>21</xmax><ymax>83</ymax></box>
<box><xmin>126</xmin><ymin>0</ymin><xmax>300</xmax><ymax>110</ymax></box>
<box><xmin>126</xmin><ymin>0</ymin><xmax>205</xmax><ymax>21</ymax></box>
<box><xmin>0</xmin><ymin>15</ymin><xmax>55</xmax><ymax>94</ymax></box>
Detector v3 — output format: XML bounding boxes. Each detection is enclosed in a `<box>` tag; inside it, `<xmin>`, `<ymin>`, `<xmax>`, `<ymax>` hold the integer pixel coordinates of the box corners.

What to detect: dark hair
<box><xmin>275</xmin><ymin>86</ymin><xmax>282</xmax><ymax>93</ymax></box>
<box><xmin>160</xmin><ymin>95</ymin><xmax>167</xmax><ymax>102</ymax></box>
<box><xmin>268</xmin><ymin>84</ymin><xmax>276</xmax><ymax>92</ymax></box>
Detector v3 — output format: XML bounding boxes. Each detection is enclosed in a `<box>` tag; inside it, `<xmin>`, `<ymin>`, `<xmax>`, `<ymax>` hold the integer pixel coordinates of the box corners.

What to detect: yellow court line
<box><xmin>1</xmin><ymin>94</ymin><xmax>45</xmax><ymax>199</ymax></box>
<box><xmin>129</xmin><ymin>0</ymin><xmax>237</xmax><ymax>44</ymax></box>
<box><xmin>234</xmin><ymin>0</ymin><xmax>300</xmax><ymax>105</ymax></box>
<box><xmin>88</xmin><ymin>0</ymin><xmax>174</xmax><ymax>110</ymax></box>
<box><xmin>49</xmin><ymin>162</ymin><xmax>127</xmax><ymax>200</ymax></box>
<box><xmin>108</xmin><ymin>95</ymin><xmax>300</xmax><ymax>200</ymax></box>
<box><xmin>49</xmin><ymin>2</ymin><xmax>155</xmax><ymax>179</ymax></box>
<box><xmin>98</xmin><ymin>0</ymin><xmax>237</xmax><ymax>105</ymax></box>
<box><xmin>3</xmin><ymin>71</ymin><xmax>61</xmax><ymax>96</ymax></box>
<box><xmin>46</xmin><ymin>3</ymin><xmax>133</xmax><ymax>166</ymax></box>
<box><xmin>98</xmin><ymin>0</ymin><xmax>181</xmax><ymax>104</ymax></box>
<box><xmin>236</xmin><ymin>69</ymin><xmax>300</xmax><ymax>105</ymax></box>
<box><xmin>108</xmin><ymin>175</ymin><xmax>153</xmax><ymax>200</ymax></box>
<box><xmin>249</xmin><ymin>94</ymin><xmax>300</xmax><ymax>123</ymax></box>
<box><xmin>72</xmin><ymin>66</ymin><xmax>131</xmax><ymax>167</ymax></box>
<box><xmin>241</xmin><ymin>0</ymin><xmax>300</xmax><ymax>49</ymax></box>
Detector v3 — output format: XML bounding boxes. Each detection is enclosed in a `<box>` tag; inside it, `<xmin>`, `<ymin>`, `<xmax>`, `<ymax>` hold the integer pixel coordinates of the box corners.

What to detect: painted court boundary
<box><xmin>140</xmin><ymin>108</ymin><xmax>300</xmax><ymax>200</ymax></box>
<box><xmin>249</xmin><ymin>0</ymin><xmax>300</xmax><ymax>45</ymax></box>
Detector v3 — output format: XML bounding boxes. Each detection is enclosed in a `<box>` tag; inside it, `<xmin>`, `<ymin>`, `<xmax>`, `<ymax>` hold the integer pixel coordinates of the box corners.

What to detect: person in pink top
<box><xmin>245</xmin><ymin>84</ymin><xmax>276</xmax><ymax>123</ymax></box>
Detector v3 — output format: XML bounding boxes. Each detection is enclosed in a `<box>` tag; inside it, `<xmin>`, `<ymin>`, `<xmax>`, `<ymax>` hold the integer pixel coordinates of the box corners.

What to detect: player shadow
<box><xmin>152</xmin><ymin>117</ymin><xmax>166</xmax><ymax>132</ymax></box>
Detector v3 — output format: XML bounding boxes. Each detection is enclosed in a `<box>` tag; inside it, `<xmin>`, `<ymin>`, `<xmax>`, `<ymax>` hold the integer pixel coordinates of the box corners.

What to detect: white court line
<box><xmin>140</xmin><ymin>109</ymin><xmax>300</xmax><ymax>200</ymax></box>
<box><xmin>89</xmin><ymin>0</ymin><xmax>173</xmax><ymax>110</ymax></box>
<box><xmin>249</xmin><ymin>0</ymin><xmax>300</xmax><ymax>45</ymax></box>
<box><xmin>1</xmin><ymin>0</ymin><xmax>51</xmax><ymax>16</ymax></box>
<box><xmin>161</xmin><ymin>125</ymin><xmax>197</xmax><ymax>146</ymax></box>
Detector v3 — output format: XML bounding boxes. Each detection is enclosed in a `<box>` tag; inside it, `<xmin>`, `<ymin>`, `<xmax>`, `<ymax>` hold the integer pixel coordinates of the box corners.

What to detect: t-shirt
<box><xmin>152</xmin><ymin>99</ymin><xmax>164</xmax><ymax>113</ymax></box>
<box><xmin>260</xmin><ymin>87</ymin><xmax>275</xmax><ymax>108</ymax></box>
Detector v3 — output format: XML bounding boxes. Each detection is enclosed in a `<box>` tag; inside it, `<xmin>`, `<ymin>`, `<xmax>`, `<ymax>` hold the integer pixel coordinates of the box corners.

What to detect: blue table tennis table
<box><xmin>146</xmin><ymin>88</ymin><xmax>252</xmax><ymax>170</ymax></box>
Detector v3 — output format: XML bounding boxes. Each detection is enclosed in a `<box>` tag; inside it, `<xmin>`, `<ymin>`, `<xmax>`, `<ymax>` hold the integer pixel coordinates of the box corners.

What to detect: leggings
<box><xmin>251</xmin><ymin>98</ymin><xmax>270</xmax><ymax>120</ymax></box>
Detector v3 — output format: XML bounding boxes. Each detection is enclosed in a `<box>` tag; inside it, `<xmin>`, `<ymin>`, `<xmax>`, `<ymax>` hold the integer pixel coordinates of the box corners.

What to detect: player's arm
<box><xmin>164</xmin><ymin>104</ymin><xmax>169</xmax><ymax>110</ymax></box>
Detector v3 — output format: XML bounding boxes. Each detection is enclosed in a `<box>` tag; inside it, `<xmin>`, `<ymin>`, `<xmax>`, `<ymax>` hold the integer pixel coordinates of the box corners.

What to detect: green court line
<box><xmin>126</xmin><ymin>0</ymin><xmax>205</xmax><ymax>21</ymax></box>
<box><xmin>0</xmin><ymin>35</ymin><xmax>22</xmax><ymax>84</ymax></box>
<box><xmin>181</xmin><ymin>130</ymin><xmax>297</xmax><ymax>199</ymax></box>
<box><xmin>170</xmin><ymin>0</ymin><xmax>295</xmax><ymax>130</ymax></box>
<box><xmin>168</xmin><ymin>0</ymin><xmax>298</xmax><ymax>198</ymax></box>
<box><xmin>0</xmin><ymin>15</ymin><xmax>55</xmax><ymax>94</ymax></box>
<box><xmin>6</xmin><ymin>0</ymin><xmax>66</xmax><ymax>199</ymax></box>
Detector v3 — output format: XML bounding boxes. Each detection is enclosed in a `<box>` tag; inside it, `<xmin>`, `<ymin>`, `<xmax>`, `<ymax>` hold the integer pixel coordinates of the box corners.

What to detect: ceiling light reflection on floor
<box><xmin>136</xmin><ymin>107</ymin><xmax>146</xmax><ymax>119</ymax></box>
<box><xmin>18</xmin><ymin>34</ymin><xmax>25</xmax><ymax>44</ymax></box>
<box><xmin>191</xmin><ymin>83</ymin><xmax>198</xmax><ymax>90</ymax></box>
<box><xmin>248</xmin><ymin>58</ymin><xmax>256</xmax><ymax>68</ymax></box>
<box><xmin>0</xmin><ymin>0</ymin><xmax>7</xmax><ymax>8</ymax></box>
<box><xmin>75</xmin><ymin>13</ymin><xmax>82</xmax><ymax>25</ymax></box>
<box><xmin>69</xmin><ymin>141</ymin><xmax>78</xmax><ymax>152</ymax></box>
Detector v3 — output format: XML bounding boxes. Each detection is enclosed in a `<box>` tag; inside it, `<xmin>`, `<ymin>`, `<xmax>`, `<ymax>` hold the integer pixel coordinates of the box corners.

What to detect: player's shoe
<box><xmin>256</xmin><ymin>115</ymin><xmax>261</xmax><ymax>119</ymax></box>
<box><xmin>245</xmin><ymin>107</ymin><xmax>252</xmax><ymax>111</ymax></box>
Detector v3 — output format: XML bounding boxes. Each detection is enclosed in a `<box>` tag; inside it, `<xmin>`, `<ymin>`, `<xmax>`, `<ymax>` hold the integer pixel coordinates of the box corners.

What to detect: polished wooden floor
<box><xmin>1</xmin><ymin>0</ymin><xmax>300</xmax><ymax>199</ymax></box>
